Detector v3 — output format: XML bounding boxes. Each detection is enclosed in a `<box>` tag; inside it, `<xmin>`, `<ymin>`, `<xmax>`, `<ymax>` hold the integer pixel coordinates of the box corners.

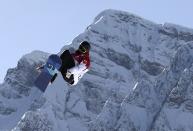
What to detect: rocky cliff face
<box><xmin>0</xmin><ymin>9</ymin><xmax>193</xmax><ymax>131</ymax></box>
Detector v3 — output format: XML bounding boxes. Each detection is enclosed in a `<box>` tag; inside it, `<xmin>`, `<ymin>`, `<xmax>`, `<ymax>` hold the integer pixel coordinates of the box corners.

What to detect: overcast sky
<box><xmin>0</xmin><ymin>0</ymin><xmax>193</xmax><ymax>83</ymax></box>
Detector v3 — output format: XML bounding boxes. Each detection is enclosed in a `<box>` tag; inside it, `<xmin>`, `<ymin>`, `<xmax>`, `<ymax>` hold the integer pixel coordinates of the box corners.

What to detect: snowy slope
<box><xmin>0</xmin><ymin>51</ymin><xmax>49</xmax><ymax>130</ymax></box>
<box><xmin>0</xmin><ymin>9</ymin><xmax>193</xmax><ymax>131</ymax></box>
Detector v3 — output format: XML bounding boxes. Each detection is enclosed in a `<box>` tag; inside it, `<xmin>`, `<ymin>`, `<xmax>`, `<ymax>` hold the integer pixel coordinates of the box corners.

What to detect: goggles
<box><xmin>79</xmin><ymin>45</ymin><xmax>87</xmax><ymax>53</ymax></box>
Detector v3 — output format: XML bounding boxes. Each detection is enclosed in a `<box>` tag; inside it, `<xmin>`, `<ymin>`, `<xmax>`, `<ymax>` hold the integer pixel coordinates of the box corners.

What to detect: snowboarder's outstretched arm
<box><xmin>68</xmin><ymin>62</ymin><xmax>88</xmax><ymax>74</ymax></box>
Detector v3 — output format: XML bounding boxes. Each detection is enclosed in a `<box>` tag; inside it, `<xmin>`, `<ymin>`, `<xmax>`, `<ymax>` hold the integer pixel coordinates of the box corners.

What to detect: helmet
<box><xmin>79</xmin><ymin>41</ymin><xmax>91</xmax><ymax>53</ymax></box>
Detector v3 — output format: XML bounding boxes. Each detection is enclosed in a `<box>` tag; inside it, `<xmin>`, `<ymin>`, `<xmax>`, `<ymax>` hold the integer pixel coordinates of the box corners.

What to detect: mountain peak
<box><xmin>1</xmin><ymin>9</ymin><xmax>193</xmax><ymax>131</ymax></box>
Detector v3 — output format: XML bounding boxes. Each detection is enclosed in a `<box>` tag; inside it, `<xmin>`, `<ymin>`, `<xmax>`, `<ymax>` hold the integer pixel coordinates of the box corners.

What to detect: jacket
<box><xmin>68</xmin><ymin>50</ymin><xmax>90</xmax><ymax>85</ymax></box>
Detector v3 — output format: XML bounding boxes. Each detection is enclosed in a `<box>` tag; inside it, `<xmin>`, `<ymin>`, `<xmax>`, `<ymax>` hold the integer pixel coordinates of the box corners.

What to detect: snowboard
<box><xmin>34</xmin><ymin>54</ymin><xmax>62</xmax><ymax>92</ymax></box>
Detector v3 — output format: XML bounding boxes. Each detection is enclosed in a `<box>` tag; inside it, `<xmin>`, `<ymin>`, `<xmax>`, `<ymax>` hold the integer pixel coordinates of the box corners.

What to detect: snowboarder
<box><xmin>37</xmin><ymin>41</ymin><xmax>91</xmax><ymax>85</ymax></box>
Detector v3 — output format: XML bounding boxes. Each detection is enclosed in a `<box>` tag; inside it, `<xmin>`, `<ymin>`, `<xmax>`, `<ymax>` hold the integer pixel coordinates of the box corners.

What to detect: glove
<box><xmin>66</xmin><ymin>71</ymin><xmax>72</xmax><ymax>79</ymax></box>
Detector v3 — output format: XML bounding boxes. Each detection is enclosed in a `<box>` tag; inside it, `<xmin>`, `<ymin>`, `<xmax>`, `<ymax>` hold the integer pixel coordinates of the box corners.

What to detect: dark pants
<box><xmin>51</xmin><ymin>50</ymin><xmax>75</xmax><ymax>84</ymax></box>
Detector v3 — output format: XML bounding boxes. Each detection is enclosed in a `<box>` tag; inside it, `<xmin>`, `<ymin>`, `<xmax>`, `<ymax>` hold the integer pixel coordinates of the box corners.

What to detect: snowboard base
<box><xmin>34</xmin><ymin>54</ymin><xmax>62</xmax><ymax>92</ymax></box>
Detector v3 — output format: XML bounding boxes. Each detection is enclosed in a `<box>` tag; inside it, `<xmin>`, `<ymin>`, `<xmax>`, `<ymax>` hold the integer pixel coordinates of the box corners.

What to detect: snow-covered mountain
<box><xmin>1</xmin><ymin>9</ymin><xmax>193</xmax><ymax>131</ymax></box>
